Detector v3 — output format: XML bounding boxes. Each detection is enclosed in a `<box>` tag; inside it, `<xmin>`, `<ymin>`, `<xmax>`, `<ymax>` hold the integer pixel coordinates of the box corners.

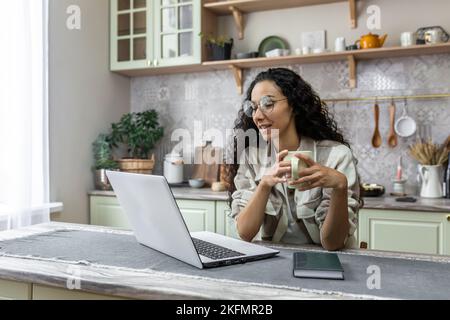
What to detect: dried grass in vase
<box><xmin>409</xmin><ymin>137</ymin><xmax>450</xmax><ymax>166</ymax></box>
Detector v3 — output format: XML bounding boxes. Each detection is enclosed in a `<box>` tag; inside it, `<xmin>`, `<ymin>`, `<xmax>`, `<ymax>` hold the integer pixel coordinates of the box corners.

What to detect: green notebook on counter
<box><xmin>293</xmin><ymin>251</ymin><xmax>344</xmax><ymax>280</ymax></box>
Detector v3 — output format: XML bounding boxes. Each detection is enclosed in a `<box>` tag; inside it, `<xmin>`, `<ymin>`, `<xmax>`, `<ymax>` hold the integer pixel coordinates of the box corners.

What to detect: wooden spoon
<box><xmin>387</xmin><ymin>101</ymin><xmax>398</xmax><ymax>148</ymax></box>
<box><xmin>371</xmin><ymin>103</ymin><xmax>382</xmax><ymax>148</ymax></box>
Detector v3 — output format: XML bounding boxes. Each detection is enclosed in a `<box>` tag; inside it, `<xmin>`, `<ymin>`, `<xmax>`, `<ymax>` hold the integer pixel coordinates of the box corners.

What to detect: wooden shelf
<box><xmin>203</xmin><ymin>43</ymin><xmax>450</xmax><ymax>92</ymax></box>
<box><xmin>203</xmin><ymin>50</ymin><xmax>350</xmax><ymax>69</ymax></box>
<box><xmin>115</xmin><ymin>43</ymin><xmax>450</xmax><ymax>93</ymax></box>
<box><xmin>204</xmin><ymin>0</ymin><xmax>347</xmax><ymax>15</ymax></box>
<box><xmin>203</xmin><ymin>0</ymin><xmax>357</xmax><ymax>37</ymax></box>
<box><xmin>348</xmin><ymin>42</ymin><xmax>450</xmax><ymax>60</ymax></box>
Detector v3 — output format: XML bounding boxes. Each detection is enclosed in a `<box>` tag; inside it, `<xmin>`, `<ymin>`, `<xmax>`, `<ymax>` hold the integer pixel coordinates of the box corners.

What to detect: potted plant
<box><xmin>92</xmin><ymin>133</ymin><xmax>119</xmax><ymax>190</ymax></box>
<box><xmin>108</xmin><ymin>110</ymin><xmax>164</xmax><ymax>174</ymax></box>
<box><xmin>200</xmin><ymin>33</ymin><xmax>233</xmax><ymax>61</ymax></box>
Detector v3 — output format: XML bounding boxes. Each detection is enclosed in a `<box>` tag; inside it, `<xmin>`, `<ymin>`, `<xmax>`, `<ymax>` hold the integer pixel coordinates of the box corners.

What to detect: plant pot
<box><xmin>208</xmin><ymin>40</ymin><xmax>233</xmax><ymax>61</ymax></box>
<box><xmin>118</xmin><ymin>154</ymin><xmax>155</xmax><ymax>174</ymax></box>
<box><xmin>94</xmin><ymin>169</ymin><xmax>117</xmax><ymax>190</ymax></box>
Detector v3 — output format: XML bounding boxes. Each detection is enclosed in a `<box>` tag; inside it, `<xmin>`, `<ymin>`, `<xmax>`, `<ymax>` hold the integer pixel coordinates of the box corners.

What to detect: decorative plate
<box><xmin>258</xmin><ymin>36</ymin><xmax>289</xmax><ymax>57</ymax></box>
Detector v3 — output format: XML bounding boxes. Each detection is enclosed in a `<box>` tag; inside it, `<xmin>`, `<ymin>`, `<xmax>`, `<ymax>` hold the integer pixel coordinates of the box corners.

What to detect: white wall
<box><xmin>218</xmin><ymin>0</ymin><xmax>450</xmax><ymax>54</ymax></box>
<box><xmin>49</xmin><ymin>0</ymin><xmax>130</xmax><ymax>224</ymax></box>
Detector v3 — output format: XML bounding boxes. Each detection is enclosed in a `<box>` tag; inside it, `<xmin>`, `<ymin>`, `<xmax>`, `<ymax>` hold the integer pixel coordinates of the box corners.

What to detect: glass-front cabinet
<box><xmin>154</xmin><ymin>0</ymin><xmax>201</xmax><ymax>67</ymax></box>
<box><xmin>111</xmin><ymin>0</ymin><xmax>152</xmax><ymax>70</ymax></box>
<box><xmin>110</xmin><ymin>0</ymin><xmax>201</xmax><ymax>71</ymax></box>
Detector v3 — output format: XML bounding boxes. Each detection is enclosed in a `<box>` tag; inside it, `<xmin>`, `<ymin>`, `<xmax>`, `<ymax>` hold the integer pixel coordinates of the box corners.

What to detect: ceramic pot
<box><xmin>419</xmin><ymin>164</ymin><xmax>443</xmax><ymax>198</ymax></box>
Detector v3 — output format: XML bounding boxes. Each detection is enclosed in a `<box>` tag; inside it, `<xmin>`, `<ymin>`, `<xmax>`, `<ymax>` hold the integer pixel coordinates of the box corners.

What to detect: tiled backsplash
<box><xmin>131</xmin><ymin>53</ymin><xmax>450</xmax><ymax>194</ymax></box>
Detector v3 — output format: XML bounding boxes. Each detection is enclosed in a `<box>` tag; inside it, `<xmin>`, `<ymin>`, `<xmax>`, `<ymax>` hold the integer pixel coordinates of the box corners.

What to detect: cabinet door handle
<box><xmin>153</xmin><ymin>59</ymin><xmax>159</xmax><ymax>66</ymax></box>
<box><xmin>146</xmin><ymin>60</ymin><xmax>152</xmax><ymax>67</ymax></box>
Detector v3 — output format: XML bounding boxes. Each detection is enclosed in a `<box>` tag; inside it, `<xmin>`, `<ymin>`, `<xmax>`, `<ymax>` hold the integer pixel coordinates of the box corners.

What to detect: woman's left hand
<box><xmin>288</xmin><ymin>153</ymin><xmax>348</xmax><ymax>191</ymax></box>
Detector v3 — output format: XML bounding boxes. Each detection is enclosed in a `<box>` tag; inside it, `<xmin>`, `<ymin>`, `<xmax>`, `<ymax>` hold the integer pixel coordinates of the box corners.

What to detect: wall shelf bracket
<box><xmin>229</xmin><ymin>6</ymin><xmax>244</xmax><ymax>40</ymax></box>
<box><xmin>349</xmin><ymin>0</ymin><xmax>357</xmax><ymax>29</ymax></box>
<box><xmin>230</xmin><ymin>65</ymin><xmax>243</xmax><ymax>95</ymax></box>
<box><xmin>348</xmin><ymin>54</ymin><xmax>356</xmax><ymax>89</ymax></box>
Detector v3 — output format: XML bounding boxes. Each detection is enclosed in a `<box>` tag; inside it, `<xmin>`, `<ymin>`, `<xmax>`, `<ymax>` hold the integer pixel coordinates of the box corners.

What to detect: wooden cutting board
<box><xmin>191</xmin><ymin>143</ymin><xmax>222</xmax><ymax>187</ymax></box>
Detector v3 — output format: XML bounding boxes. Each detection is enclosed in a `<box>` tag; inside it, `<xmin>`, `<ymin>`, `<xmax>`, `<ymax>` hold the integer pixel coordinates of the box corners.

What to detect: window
<box><xmin>0</xmin><ymin>0</ymin><xmax>51</xmax><ymax>230</ymax></box>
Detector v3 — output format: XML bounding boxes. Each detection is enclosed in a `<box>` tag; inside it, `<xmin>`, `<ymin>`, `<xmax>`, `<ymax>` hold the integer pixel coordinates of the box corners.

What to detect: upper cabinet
<box><xmin>110</xmin><ymin>0</ymin><xmax>202</xmax><ymax>71</ymax></box>
<box><xmin>154</xmin><ymin>0</ymin><xmax>202</xmax><ymax>67</ymax></box>
<box><xmin>111</xmin><ymin>0</ymin><xmax>152</xmax><ymax>70</ymax></box>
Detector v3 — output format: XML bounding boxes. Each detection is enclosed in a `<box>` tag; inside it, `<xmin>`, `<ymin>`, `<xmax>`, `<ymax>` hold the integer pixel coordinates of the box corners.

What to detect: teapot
<box><xmin>356</xmin><ymin>32</ymin><xmax>388</xmax><ymax>49</ymax></box>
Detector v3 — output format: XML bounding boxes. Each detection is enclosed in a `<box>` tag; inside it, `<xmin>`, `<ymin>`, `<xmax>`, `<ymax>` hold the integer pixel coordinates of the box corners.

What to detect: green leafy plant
<box><xmin>199</xmin><ymin>32</ymin><xmax>233</xmax><ymax>47</ymax></box>
<box><xmin>92</xmin><ymin>133</ymin><xmax>119</xmax><ymax>170</ymax></box>
<box><xmin>108</xmin><ymin>110</ymin><xmax>164</xmax><ymax>159</ymax></box>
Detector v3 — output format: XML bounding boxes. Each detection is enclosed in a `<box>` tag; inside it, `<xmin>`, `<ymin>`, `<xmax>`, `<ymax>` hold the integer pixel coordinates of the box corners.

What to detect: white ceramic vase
<box><xmin>419</xmin><ymin>164</ymin><xmax>443</xmax><ymax>198</ymax></box>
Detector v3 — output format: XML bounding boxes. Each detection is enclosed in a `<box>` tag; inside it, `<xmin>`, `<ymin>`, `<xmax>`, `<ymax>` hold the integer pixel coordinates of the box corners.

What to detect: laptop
<box><xmin>106</xmin><ymin>171</ymin><xmax>279</xmax><ymax>269</ymax></box>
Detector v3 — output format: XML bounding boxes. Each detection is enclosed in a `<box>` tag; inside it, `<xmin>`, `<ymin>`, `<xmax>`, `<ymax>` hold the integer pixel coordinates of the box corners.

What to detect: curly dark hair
<box><xmin>225</xmin><ymin>67</ymin><xmax>356</xmax><ymax>207</ymax></box>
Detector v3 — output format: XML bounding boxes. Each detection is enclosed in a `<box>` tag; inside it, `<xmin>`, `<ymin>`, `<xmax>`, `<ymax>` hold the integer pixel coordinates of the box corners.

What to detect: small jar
<box><xmin>164</xmin><ymin>152</ymin><xmax>184</xmax><ymax>184</ymax></box>
<box><xmin>392</xmin><ymin>179</ymin><xmax>407</xmax><ymax>194</ymax></box>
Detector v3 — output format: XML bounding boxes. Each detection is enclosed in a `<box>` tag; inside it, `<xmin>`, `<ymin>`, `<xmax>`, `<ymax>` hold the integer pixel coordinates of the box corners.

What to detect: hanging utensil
<box><xmin>395</xmin><ymin>99</ymin><xmax>417</xmax><ymax>138</ymax></box>
<box><xmin>371</xmin><ymin>101</ymin><xmax>382</xmax><ymax>148</ymax></box>
<box><xmin>387</xmin><ymin>99</ymin><xmax>398</xmax><ymax>148</ymax></box>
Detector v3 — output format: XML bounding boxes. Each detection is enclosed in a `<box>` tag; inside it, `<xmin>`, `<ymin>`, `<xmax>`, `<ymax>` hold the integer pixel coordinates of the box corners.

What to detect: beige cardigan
<box><xmin>230</xmin><ymin>136</ymin><xmax>361</xmax><ymax>248</ymax></box>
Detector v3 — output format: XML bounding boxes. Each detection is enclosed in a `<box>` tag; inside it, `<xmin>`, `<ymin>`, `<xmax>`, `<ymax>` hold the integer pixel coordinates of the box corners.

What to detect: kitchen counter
<box><xmin>362</xmin><ymin>196</ymin><xmax>450</xmax><ymax>213</ymax></box>
<box><xmin>1</xmin><ymin>222</ymin><xmax>450</xmax><ymax>300</ymax></box>
<box><xmin>89</xmin><ymin>189</ymin><xmax>450</xmax><ymax>213</ymax></box>
<box><xmin>89</xmin><ymin>187</ymin><xmax>229</xmax><ymax>201</ymax></box>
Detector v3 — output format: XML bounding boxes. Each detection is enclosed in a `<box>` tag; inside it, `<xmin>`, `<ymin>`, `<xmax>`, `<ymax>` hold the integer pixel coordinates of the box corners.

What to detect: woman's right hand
<box><xmin>260</xmin><ymin>150</ymin><xmax>291</xmax><ymax>188</ymax></box>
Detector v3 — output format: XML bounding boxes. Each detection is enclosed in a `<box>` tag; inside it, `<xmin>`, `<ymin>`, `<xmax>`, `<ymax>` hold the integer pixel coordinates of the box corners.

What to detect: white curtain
<box><xmin>0</xmin><ymin>0</ymin><xmax>50</xmax><ymax>230</ymax></box>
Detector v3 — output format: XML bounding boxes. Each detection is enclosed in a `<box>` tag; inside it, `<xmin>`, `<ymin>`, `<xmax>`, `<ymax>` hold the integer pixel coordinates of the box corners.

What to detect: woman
<box><xmin>226</xmin><ymin>68</ymin><xmax>361</xmax><ymax>251</ymax></box>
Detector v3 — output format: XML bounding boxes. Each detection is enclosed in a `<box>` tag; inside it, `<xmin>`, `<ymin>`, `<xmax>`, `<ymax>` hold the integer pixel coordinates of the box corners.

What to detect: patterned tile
<box><xmin>131</xmin><ymin>53</ymin><xmax>450</xmax><ymax>194</ymax></box>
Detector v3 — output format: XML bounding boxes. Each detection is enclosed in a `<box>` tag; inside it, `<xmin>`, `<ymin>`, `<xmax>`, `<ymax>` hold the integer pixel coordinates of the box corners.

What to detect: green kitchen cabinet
<box><xmin>358</xmin><ymin>209</ymin><xmax>450</xmax><ymax>255</ymax></box>
<box><xmin>0</xmin><ymin>279</ymin><xmax>32</xmax><ymax>300</ymax></box>
<box><xmin>216</xmin><ymin>201</ymin><xmax>239</xmax><ymax>239</ymax></box>
<box><xmin>32</xmin><ymin>285</ymin><xmax>127</xmax><ymax>300</ymax></box>
<box><xmin>90</xmin><ymin>196</ymin><xmax>131</xmax><ymax>229</ymax></box>
<box><xmin>175</xmin><ymin>199</ymin><xmax>216</xmax><ymax>233</ymax></box>
<box><xmin>110</xmin><ymin>0</ymin><xmax>201</xmax><ymax>71</ymax></box>
<box><xmin>89</xmin><ymin>195</ymin><xmax>215</xmax><ymax>233</ymax></box>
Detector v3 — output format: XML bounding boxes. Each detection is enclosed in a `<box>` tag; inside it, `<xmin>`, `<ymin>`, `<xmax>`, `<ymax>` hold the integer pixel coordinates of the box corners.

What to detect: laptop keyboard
<box><xmin>191</xmin><ymin>238</ymin><xmax>245</xmax><ymax>260</ymax></box>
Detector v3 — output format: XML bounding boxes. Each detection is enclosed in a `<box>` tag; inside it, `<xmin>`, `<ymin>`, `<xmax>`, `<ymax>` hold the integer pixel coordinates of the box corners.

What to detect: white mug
<box><xmin>425</xmin><ymin>29</ymin><xmax>443</xmax><ymax>44</ymax></box>
<box><xmin>302</xmin><ymin>46</ymin><xmax>311</xmax><ymax>55</ymax></box>
<box><xmin>284</xmin><ymin>151</ymin><xmax>313</xmax><ymax>189</ymax></box>
<box><xmin>334</xmin><ymin>37</ymin><xmax>346</xmax><ymax>52</ymax></box>
<box><xmin>400</xmin><ymin>32</ymin><xmax>416</xmax><ymax>47</ymax></box>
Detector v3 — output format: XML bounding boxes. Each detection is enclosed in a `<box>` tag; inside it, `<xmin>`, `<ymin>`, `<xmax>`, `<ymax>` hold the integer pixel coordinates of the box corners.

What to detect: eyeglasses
<box><xmin>243</xmin><ymin>95</ymin><xmax>287</xmax><ymax>117</ymax></box>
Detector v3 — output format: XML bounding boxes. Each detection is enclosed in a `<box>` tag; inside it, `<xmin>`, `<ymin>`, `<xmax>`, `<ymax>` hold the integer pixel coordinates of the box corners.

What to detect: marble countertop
<box><xmin>89</xmin><ymin>187</ymin><xmax>229</xmax><ymax>201</ymax></box>
<box><xmin>362</xmin><ymin>196</ymin><xmax>450</xmax><ymax>213</ymax></box>
<box><xmin>89</xmin><ymin>189</ymin><xmax>450</xmax><ymax>213</ymax></box>
<box><xmin>1</xmin><ymin>222</ymin><xmax>450</xmax><ymax>300</ymax></box>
